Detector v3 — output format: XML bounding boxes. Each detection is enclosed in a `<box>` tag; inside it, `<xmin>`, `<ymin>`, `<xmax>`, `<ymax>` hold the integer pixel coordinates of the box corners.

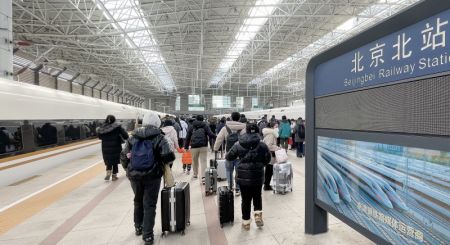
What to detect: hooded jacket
<box><xmin>262</xmin><ymin>127</ymin><xmax>279</xmax><ymax>152</ymax></box>
<box><xmin>184</xmin><ymin>120</ymin><xmax>216</xmax><ymax>149</ymax></box>
<box><xmin>213</xmin><ymin>120</ymin><xmax>246</xmax><ymax>151</ymax></box>
<box><xmin>97</xmin><ymin>123</ymin><xmax>129</xmax><ymax>164</ymax></box>
<box><xmin>278</xmin><ymin>119</ymin><xmax>291</xmax><ymax>139</ymax></box>
<box><xmin>161</xmin><ymin>125</ymin><xmax>178</xmax><ymax>151</ymax></box>
<box><xmin>120</xmin><ymin>125</ymin><xmax>175</xmax><ymax>180</ymax></box>
<box><xmin>226</xmin><ymin>133</ymin><xmax>271</xmax><ymax>187</ymax></box>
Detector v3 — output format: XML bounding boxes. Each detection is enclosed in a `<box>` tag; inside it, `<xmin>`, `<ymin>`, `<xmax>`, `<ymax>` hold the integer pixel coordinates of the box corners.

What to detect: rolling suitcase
<box><xmin>271</xmin><ymin>162</ymin><xmax>293</xmax><ymax>194</ymax></box>
<box><xmin>161</xmin><ymin>182</ymin><xmax>190</xmax><ymax>235</ymax></box>
<box><xmin>216</xmin><ymin>159</ymin><xmax>227</xmax><ymax>181</ymax></box>
<box><xmin>204</xmin><ymin>167</ymin><xmax>217</xmax><ymax>196</ymax></box>
<box><xmin>217</xmin><ymin>186</ymin><xmax>234</xmax><ymax>227</ymax></box>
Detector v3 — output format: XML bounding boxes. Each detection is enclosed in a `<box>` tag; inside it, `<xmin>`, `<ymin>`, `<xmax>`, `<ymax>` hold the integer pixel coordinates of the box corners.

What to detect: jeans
<box><xmin>264</xmin><ymin>164</ymin><xmax>273</xmax><ymax>187</ymax></box>
<box><xmin>297</xmin><ymin>141</ymin><xmax>304</xmax><ymax>157</ymax></box>
<box><xmin>240</xmin><ymin>185</ymin><xmax>263</xmax><ymax>220</ymax></box>
<box><xmin>280</xmin><ymin>138</ymin><xmax>289</xmax><ymax>150</ymax></box>
<box><xmin>130</xmin><ymin>177</ymin><xmax>162</xmax><ymax>239</ymax></box>
<box><xmin>191</xmin><ymin>147</ymin><xmax>208</xmax><ymax>177</ymax></box>
<box><xmin>226</xmin><ymin>160</ymin><xmax>240</xmax><ymax>191</ymax></box>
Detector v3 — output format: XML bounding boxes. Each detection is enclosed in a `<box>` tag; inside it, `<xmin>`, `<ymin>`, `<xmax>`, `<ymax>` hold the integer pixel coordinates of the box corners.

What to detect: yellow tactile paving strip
<box><xmin>0</xmin><ymin>141</ymin><xmax>100</xmax><ymax>171</ymax></box>
<box><xmin>0</xmin><ymin>162</ymin><xmax>104</xmax><ymax>236</ymax></box>
<box><xmin>0</xmin><ymin>139</ymin><xmax>99</xmax><ymax>164</ymax></box>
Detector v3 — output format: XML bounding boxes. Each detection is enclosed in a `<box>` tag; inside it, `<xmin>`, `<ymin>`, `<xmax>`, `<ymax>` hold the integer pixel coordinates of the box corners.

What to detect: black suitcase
<box><xmin>161</xmin><ymin>182</ymin><xmax>190</xmax><ymax>235</ymax></box>
<box><xmin>217</xmin><ymin>186</ymin><xmax>234</xmax><ymax>227</ymax></box>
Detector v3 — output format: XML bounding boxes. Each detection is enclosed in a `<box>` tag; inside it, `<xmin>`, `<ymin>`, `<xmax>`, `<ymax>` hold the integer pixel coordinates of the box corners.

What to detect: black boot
<box><xmin>263</xmin><ymin>185</ymin><xmax>273</xmax><ymax>191</ymax></box>
<box><xmin>135</xmin><ymin>226</ymin><xmax>142</xmax><ymax>236</ymax></box>
<box><xmin>144</xmin><ymin>236</ymin><xmax>154</xmax><ymax>245</ymax></box>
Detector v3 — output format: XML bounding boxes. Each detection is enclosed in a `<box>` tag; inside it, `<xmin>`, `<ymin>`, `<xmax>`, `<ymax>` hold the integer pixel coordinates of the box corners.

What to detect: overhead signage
<box><xmin>314</xmin><ymin>9</ymin><xmax>450</xmax><ymax>96</ymax></box>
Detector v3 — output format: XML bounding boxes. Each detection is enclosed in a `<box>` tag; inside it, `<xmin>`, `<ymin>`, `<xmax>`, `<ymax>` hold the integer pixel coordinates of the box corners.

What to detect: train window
<box><xmin>35</xmin><ymin>122</ymin><xmax>58</xmax><ymax>147</ymax></box>
<box><xmin>0</xmin><ymin>126</ymin><xmax>23</xmax><ymax>155</ymax></box>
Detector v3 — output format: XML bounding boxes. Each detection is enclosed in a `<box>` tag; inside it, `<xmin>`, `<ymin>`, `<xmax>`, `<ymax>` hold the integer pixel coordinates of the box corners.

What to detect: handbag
<box><xmin>275</xmin><ymin>148</ymin><xmax>288</xmax><ymax>163</ymax></box>
<box><xmin>163</xmin><ymin>164</ymin><xmax>175</xmax><ymax>187</ymax></box>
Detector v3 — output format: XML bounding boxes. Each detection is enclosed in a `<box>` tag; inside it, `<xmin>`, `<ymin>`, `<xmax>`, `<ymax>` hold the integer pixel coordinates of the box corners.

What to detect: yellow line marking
<box><xmin>0</xmin><ymin>161</ymin><xmax>104</xmax><ymax>235</ymax></box>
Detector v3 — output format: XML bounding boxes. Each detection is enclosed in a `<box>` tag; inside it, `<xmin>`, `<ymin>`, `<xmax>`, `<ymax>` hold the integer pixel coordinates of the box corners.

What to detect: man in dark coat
<box><xmin>97</xmin><ymin>115</ymin><xmax>129</xmax><ymax>181</ymax></box>
<box><xmin>226</xmin><ymin>123</ymin><xmax>271</xmax><ymax>230</ymax></box>
<box><xmin>121</xmin><ymin>112</ymin><xmax>175</xmax><ymax>245</ymax></box>
<box><xmin>184</xmin><ymin>115</ymin><xmax>216</xmax><ymax>181</ymax></box>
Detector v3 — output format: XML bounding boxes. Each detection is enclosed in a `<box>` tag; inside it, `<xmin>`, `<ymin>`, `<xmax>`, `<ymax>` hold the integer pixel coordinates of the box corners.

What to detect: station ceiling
<box><xmin>12</xmin><ymin>0</ymin><xmax>420</xmax><ymax>100</ymax></box>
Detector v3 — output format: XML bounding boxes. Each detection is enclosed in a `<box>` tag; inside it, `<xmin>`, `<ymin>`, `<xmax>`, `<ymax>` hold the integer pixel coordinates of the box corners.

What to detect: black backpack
<box><xmin>191</xmin><ymin>126</ymin><xmax>207</xmax><ymax>147</ymax></box>
<box><xmin>297</xmin><ymin>124</ymin><xmax>305</xmax><ymax>138</ymax></box>
<box><xmin>225</xmin><ymin>126</ymin><xmax>242</xmax><ymax>152</ymax></box>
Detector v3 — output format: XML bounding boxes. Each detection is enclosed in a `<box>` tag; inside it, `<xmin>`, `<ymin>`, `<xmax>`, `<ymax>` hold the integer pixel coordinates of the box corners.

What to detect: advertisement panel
<box><xmin>317</xmin><ymin>136</ymin><xmax>450</xmax><ymax>245</ymax></box>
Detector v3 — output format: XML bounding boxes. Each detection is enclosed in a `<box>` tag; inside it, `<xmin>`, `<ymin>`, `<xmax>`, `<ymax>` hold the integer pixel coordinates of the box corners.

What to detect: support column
<box><xmin>0</xmin><ymin>0</ymin><xmax>13</xmax><ymax>79</ymax></box>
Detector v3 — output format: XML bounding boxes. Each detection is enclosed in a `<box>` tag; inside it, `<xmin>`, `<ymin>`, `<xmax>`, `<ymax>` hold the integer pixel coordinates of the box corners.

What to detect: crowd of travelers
<box><xmin>95</xmin><ymin>111</ymin><xmax>305</xmax><ymax>245</ymax></box>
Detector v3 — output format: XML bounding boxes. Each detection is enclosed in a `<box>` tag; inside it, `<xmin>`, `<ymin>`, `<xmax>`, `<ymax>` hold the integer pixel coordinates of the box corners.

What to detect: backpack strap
<box><xmin>225</xmin><ymin>125</ymin><xmax>232</xmax><ymax>134</ymax></box>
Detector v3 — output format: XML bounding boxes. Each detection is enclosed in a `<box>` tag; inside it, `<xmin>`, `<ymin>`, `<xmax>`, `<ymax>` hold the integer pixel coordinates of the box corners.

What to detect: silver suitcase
<box><xmin>271</xmin><ymin>162</ymin><xmax>293</xmax><ymax>194</ymax></box>
<box><xmin>216</xmin><ymin>159</ymin><xmax>227</xmax><ymax>181</ymax></box>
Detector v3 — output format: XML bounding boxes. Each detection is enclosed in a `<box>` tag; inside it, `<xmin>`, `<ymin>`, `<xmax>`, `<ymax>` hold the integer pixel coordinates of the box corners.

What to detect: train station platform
<box><xmin>0</xmin><ymin>147</ymin><xmax>372</xmax><ymax>245</ymax></box>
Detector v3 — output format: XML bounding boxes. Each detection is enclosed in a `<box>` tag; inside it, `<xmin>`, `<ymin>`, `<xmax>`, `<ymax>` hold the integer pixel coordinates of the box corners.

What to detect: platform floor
<box><xmin>0</xmin><ymin>148</ymin><xmax>373</xmax><ymax>245</ymax></box>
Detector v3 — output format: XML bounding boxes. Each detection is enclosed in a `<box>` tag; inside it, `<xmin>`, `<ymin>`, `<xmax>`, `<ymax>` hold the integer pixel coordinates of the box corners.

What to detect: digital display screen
<box><xmin>316</xmin><ymin>136</ymin><xmax>450</xmax><ymax>245</ymax></box>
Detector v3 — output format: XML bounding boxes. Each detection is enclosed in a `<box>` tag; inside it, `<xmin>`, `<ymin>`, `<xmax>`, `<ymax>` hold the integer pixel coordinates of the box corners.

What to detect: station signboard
<box><xmin>305</xmin><ymin>1</ymin><xmax>450</xmax><ymax>244</ymax></box>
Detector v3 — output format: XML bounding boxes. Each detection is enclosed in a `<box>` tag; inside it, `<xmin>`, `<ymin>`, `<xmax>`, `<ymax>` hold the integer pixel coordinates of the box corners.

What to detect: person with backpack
<box><xmin>214</xmin><ymin>112</ymin><xmax>246</xmax><ymax>196</ymax></box>
<box><xmin>120</xmin><ymin>112</ymin><xmax>175</xmax><ymax>245</ymax></box>
<box><xmin>161</xmin><ymin>120</ymin><xmax>179</xmax><ymax>168</ymax></box>
<box><xmin>184</xmin><ymin>115</ymin><xmax>216</xmax><ymax>181</ymax></box>
<box><xmin>226</xmin><ymin>123</ymin><xmax>271</xmax><ymax>230</ymax></box>
<box><xmin>278</xmin><ymin>115</ymin><xmax>291</xmax><ymax>151</ymax></box>
<box><xmin>257</xmin><ymin>116</ymin><xmax>268</xmax><ymax>137</ymax></box>
<box><xmin>262</xmin><ymin>121</ymin><xmax>279</xmax><ymax>191</ymax></box>
<box><xmin>293</xmin><ymin>117</ymin><xmax>306</xmax><ymax>158</ymax></box>
<box><xmin>97</xmin><ymin>115</ymin><xmax>129</xmax><ymax>181</ymax></box>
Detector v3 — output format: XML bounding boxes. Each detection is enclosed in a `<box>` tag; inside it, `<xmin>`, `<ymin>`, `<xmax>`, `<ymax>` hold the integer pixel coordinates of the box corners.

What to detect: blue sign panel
<box><xmin>317</xmin><ymin>136</ymin><xmax>450</xmax><ymax>245</ymax></box>
<box><xmin>315</xmin><ymin>9</ymin><xmax>450</xmax><ymax>97</ymax></box>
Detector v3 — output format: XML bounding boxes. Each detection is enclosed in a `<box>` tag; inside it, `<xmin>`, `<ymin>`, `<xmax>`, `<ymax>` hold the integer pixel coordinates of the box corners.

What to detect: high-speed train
<box><xmin>0</xmin><ymin>78</ymin><xmax>171</xmax><ymax>157</ymax></box>
<box><xmin>215</xmin><ymin>104</ymin><xmax>305</xmax><ymax>121</ymax></box>
<box><xmin>319</xmin><ymin>148</ymin><xmax>399</xmax><ymax>210</ymax></box>
<box><xmin>318</xmin><ymin>154</ymin><xmax>352</xmax><ymax>204</ymax></box>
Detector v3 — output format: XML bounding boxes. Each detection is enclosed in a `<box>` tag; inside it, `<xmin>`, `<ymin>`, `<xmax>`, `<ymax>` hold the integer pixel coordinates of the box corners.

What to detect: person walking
<box><xmin>214</xmin><ymin>112</ymin><xmax>246</xmax><ymax>196</ymax></box>
<box><xmin>120</xmin><ymin>112</ymin><xmax>175</xmax><ymax>245</ymax></box>
<box><xmin>294</xmin><ymin>118</ymin><xmax>306</xmax><ymax>158</ymax></box>
<box><xmin>97</xmin><ymin>115</ymin><xmax>129</xmax><ymax>181</ymax></box>
<box><xmin>161</xmin><ymin>120</ymin><xmax>179</xmax><ymax>168</ymax></box>
<box><xmin>184</xmin><ymin>115</ymin><xmax>216</xmax><ymax>182</ymax></box>
<box><xmin>278</xmin><ymin>115</ymin><xmax>291</xmax><ymax>151</ymax></box>
<box><xmin>226</xmin><ymin>123</ymin><xmax>271</xmax><ymax>230</ymax></box>
<box><xmin>178</xmin><ymin>117</ymin><xmax>188</xmax><ymax>148</ymax></box>
<box><xmin>262</xmin><ymin>122</ymin><xmax>279</xmax><ymax>191</ymax></box>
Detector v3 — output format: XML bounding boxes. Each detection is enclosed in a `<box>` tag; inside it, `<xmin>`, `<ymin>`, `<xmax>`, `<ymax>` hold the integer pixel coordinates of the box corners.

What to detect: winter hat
<box><xmin>246</xmin><ymin>123</ymin><xmax>259</xmax><ymax>134</ymax></box>
<box><xmin>163</xmin><ymin>119</ymin><xmax>174</xmax><ymax>127</ymax></box>
<box><xmin>142</xmin><ymin>112</ymin><xmax>161</xmax><ymax>128</ymax></box>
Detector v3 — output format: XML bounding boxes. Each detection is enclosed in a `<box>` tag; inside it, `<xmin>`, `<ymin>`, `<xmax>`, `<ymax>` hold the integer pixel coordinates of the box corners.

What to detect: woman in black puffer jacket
<box><xmin>97</xmin><ymin>115</ymin><xmax>129</xmax><ymax>181</ymax></box>
<box><xmin>226</xmin><ymin>123</ymin><xmax>271</xmax><ymax>230</ymax></box>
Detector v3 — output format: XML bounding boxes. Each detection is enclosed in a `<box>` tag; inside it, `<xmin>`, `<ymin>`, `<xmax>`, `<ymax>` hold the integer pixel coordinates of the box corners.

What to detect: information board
<box><xmin>305</xmin><ymin>1</ymin><xmax>450</xmax><ymax>244</ymax></box>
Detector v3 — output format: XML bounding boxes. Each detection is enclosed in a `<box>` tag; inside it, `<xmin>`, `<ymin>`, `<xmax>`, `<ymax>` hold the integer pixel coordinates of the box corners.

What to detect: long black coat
<box><xmin>226</xmin><ymin>133</ymin><xmax>271</xmax><ymax>187</ymax></box>
<box><xmin>97</xmin><ymin>123</ymin><xmax>129</xmax><ymax>165</ymax></box>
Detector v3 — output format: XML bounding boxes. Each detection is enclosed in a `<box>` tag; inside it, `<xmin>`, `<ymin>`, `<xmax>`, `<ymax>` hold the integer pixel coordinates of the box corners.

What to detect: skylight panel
<box><xmin>209</xmin><ymin>0</ymin><xmax>282</xmax><ymax>87</ymax></box>
<box><xmin>249</xmin><ymin>0</ymin><xmax>421</xmax><ymax>86</ymax></box>
<box><xmin>95</xmin><ymin>0</ymin><xmax>175</xmax><ymax>91</ymax></box>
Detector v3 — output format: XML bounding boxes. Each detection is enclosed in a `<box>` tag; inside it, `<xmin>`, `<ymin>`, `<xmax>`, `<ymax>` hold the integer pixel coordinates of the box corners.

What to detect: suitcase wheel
<box><xmin>161</xmin><ymin>231</ymin><xmax>166</xmax><ymax>237</ymax></box>
<box><xmin>187</xmin><ymin>221</ymin><xmax>191</xmax><ymax>226</ymax></box>
<box><xmin>181</xmin><ymin>230</ymin><xmax>185</xmax><ymax>235</ymax></box>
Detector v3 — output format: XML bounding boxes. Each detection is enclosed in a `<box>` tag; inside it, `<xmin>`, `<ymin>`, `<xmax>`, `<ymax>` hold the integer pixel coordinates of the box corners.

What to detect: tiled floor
<box><xmin>0</xmin><ymin>149</ymin><xmax>374</xmax><ymax>245</ymax></box>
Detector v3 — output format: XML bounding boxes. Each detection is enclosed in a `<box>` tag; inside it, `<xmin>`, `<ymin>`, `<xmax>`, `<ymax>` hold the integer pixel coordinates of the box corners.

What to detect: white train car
<box><xmin>215</xmin><ymin>104</ymin><xmax>306</xmax><ymax>121</ymax></box>
<box><xmin>0</xmin><ymin>78</ymin><xmax>170</xmax><ymax>121</ymax></box>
